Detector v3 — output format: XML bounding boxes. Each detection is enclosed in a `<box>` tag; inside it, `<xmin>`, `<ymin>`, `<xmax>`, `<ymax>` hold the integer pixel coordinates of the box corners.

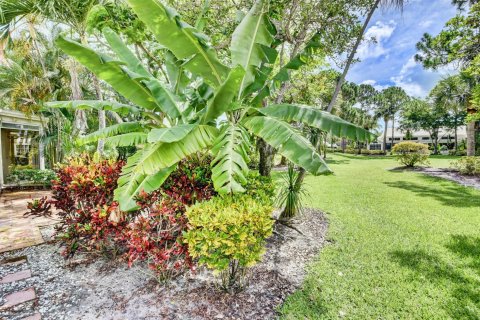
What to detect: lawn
<box><xmin>280</xmin><ymin>154</ymin><xmax>480</xmax><ymax>319</ymax></box>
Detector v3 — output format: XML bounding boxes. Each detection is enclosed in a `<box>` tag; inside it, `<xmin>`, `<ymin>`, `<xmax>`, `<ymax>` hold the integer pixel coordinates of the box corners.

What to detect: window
<box><xmin>422</xmin><ymin>137</ymin><xmax>430</xmax><ymax>140</ymax></box>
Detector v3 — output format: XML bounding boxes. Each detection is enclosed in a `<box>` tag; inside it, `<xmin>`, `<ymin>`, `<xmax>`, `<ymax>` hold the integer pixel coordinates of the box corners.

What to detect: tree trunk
<box><xmin>280</xmin><ymin>156</ymin><xmax>287</xmax><ymax>166</ymax></box>
<box><xmin>93</xmin><ymin>76</ymin><xmax>106</xmax><ymax>156</ymax></box>
<box><xmin>383</xmin><ymin>118</ymin><xmax>388</xmax><ymax>152</ymax></box>
<box><xmin>327</xmin><ymin>0</ymin><xmax>381</xmax><ymax>113</ymax></box>
<box><xmin>258</xmin><ymin>138</ymin><xmax>275</xmax><ymax>176</ymax></box>
<box><xmin>454</xmin><ymin>121</ymin><xmax>458</xmax><ymax>152</ymax></box>
<box><xmin>69</xmin><ymin>59</ymin><xmax>87</xmax><ymax>136</ymax></box>
<box><xmin>391</xmin><ymin>116</ymin><xmax>395</xmax><ymax>149</ymax></box>
<box><xmin>467</xmin><ymin>120</ymin><xmax>476</xmax><ymax>156</ymax></box>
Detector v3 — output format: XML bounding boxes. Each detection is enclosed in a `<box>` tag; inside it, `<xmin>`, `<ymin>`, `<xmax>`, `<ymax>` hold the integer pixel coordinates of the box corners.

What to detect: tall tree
<box><xmin>400</xmin><ymin>99</ymin><xmax>449</xmax><ymax>154</ymax></box>
<box><xmin>430</xmin><ymin>75</ymin><xmax>469</xmax><ymax>151</ymax></box>
<box><xmin>326</xmin><ymin>0</ymin><xmax>405</xmax><ymax>113</ymax></box>
<box><xmin>374</xmin><ymin>87</ymin><xmax>408</xmax><ymax>151</ymax></box>
<box><xmin>416</xmin><ymin>3</ymin><xmax>480</xmax><ymax>155</ymax></box>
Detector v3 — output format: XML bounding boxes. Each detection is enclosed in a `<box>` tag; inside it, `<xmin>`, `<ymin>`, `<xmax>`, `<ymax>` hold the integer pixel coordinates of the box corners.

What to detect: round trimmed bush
<box><xmin>392</xmin><ymin>142</ymin><xmax>430</xmax><ymax>167</ymax></box>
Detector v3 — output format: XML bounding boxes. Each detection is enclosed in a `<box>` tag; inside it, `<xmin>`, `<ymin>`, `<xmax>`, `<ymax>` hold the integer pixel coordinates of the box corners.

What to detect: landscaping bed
<box><xmin>415</xmin><ymin>167</ymin><xmax>480</xmax><ymax>190</ymax></box>
<box><xmin>0</xmin><ymin>209</ymin><xmax>327</xmax><ymax>320</ymax></box>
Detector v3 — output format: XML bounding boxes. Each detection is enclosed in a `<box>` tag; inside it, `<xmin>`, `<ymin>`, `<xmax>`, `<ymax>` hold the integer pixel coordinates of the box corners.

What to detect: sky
<box><xmin>346</xmin><ymin>0</ymin><xmax>459</xmax><ymax>98</ymax></box>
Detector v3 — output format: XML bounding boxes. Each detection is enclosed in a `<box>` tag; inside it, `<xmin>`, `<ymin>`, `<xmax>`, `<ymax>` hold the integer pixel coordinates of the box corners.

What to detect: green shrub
<box><xmin>6</xmin><ymin>169</ymin><xmax>57</xmax><ymax>186</ymax></box>
<box><xmin>243</xmin><ymin>172</ymin><xmax>276</xmax><ymax>206</ymax></box>
<box><xmin>451</xmin><ymin>157</ymin><xmax>480</xmax><ymax>176</ymax></box>
<box><xmin>277</xmin><ymin>164</ymin><xmax>307</xmax><ymax>219</ymax></box>
<box><xmin>184</xmin><ymin>195</ymin><xmax>274</xmax><ymax>291</ymax></box>
<box><xmin>392</xmin><ymin>142</ymin><xmax>430</xmax><ymax>167</ymax></box>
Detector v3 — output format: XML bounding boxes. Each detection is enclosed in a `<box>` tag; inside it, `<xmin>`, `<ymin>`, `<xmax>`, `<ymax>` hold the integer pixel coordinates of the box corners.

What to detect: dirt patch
<box><xmin>0</xmin><ymin>208</ymin><xmax>328</xmax><ymax>320</ymax></box>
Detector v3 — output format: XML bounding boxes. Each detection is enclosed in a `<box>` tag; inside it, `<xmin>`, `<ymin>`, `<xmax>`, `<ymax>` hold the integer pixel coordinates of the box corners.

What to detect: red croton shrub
<box><xmin>26</xmin><ymin>155</ymin><xmax>215</xmax><ymax>278</ymax></box>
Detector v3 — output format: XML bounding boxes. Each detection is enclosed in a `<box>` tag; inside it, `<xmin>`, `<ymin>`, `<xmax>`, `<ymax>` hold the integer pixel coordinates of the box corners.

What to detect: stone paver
<box><xmin>22</xmin><ymin>312</ymin><xmax>42</xmax><ymax>320</ymax></box>
<box><xmin>0</xmin><ymin>190</ymin><xmax>58</xmax><ymax>253</ymax></box>
<box><xmin>1</xmin><ymin>269</ymin><xmax>32</xmax><ymax>283</ymax></box>
<box><xmin>0</xmin><ymin>287</ymin><xmax>36</xmax><ymax>310</ymax></box>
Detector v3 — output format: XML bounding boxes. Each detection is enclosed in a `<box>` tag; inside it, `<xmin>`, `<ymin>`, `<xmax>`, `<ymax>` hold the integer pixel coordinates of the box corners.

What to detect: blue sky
<box><xmin>347</xmin><ymin>0</ymin><xmax>459</xmax><ymax>98</ymax></box>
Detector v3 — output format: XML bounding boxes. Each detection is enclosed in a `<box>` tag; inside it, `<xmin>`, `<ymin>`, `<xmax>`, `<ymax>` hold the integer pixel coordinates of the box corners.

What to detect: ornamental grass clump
<box><xmin>392</xmin><ymin>142</ymin><xmax>430</xmax><ymax>167</ymax></box>
<box><xmin>184</xmin><ymin>195</ymin><xmax>274</xmax><ymax>292</ymax></box>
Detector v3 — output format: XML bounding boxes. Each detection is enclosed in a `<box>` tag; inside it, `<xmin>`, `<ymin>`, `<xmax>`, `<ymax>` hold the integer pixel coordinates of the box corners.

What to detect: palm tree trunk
<box><xmin>258</xmin><ymin>138</ymin><xmax>275</xmax><ymax>176</ymax></box>
<box><xmin>93</xmin><ymin>76</ymin><xmax>105</xmax><ymax>155</ymax></box>
<box><xmin>467</xmin><ymin>120</ymin><xmax>476</xmax><ymax>156</ymax></box>
<box><xmin>327</xmin><ymin>0</ymin><xmax>381</xmax><ymax>113</ymax></box>
<box><xmin>391</xmin><ymin>116</ymin><xmax>395</xmax><ymax>149</ymax></box>
<box><xmin>454</xmin><ymin>121</ymin><xmax>458</xmax><ymax>152</ymax></box>
<box><xmin>383</xmin><ymin>118</ymin><xmax>388</xmax><ymax>152</ymax></box>
<box><xmin>69</xmin><ymin>59</ymin><xmax>88</xmax><ymax>136</ymax></box>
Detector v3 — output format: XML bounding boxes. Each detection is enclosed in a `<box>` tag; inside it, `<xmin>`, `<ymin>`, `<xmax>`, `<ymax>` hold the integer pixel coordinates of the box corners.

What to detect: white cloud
<box><xmin>360</xmin><ymin>79</ymin><xmax>389</xmax><ymax>91</ymax></box>
<box><xmin>390</xmin><ymin>56</ymin><xmax>427</xmax><ymax>97</ymax></box>
<box><xmin>419</xmin><ymin>20</ymin><xmax>434</xmax><ymax>28</ymax></box>
<box><xmin>357</xmin><ymin>21</ymin><xmax>396</xmax><ymax>60</ymax></box>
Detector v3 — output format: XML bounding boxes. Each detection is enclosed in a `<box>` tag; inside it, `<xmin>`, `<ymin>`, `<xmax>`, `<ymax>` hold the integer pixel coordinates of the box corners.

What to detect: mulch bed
<box><xmin>1</xmin><ymin>208</ymin><xmax>328</xmax><ymax>320</ymax></box>
<box><xmin>414</xmin><ymin>167</ymin><xmax>480</xmax><ymax>190</ymax></box>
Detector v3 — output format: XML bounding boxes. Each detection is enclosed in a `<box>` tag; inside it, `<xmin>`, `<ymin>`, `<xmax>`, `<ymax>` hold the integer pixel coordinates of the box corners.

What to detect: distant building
<box><xmin>371</xmin><ymin>126</ymin><xmax>467</xmax><ymax>151</ymax></box>
<box><xmin>0</xmin><ymin>109</ymin><xmax>45</xmax><ymax>188</ymax></box>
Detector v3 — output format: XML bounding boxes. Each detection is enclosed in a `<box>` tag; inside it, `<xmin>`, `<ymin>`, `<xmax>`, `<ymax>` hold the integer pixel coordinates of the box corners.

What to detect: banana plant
<box><xmin>47</xmin><ymin>0</ymin><xmax>376</xmax><ymax>211</ymax></box>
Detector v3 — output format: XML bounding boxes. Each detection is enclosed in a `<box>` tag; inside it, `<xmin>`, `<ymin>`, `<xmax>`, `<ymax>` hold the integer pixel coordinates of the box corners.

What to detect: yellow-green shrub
<box><xmin>392</xmin><ymin>142</ymin><xmax>430</xmax><ymax>167</ymax></box>
<box><xmin>184</xmin><ymin>195</ymin><xmax>274</xmax><ymax>290</ymax></box>
<box><xmin>451</xmin><ymin>157</ymin><xmax>480</xmax><ymax>176</ymax></box>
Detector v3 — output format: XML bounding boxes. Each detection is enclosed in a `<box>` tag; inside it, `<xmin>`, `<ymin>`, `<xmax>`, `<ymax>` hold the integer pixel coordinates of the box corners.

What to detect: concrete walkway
<box><xmin>0</xmin><ymin>191</ymin><xmax>57</xmax><ymax>253</ymax></box>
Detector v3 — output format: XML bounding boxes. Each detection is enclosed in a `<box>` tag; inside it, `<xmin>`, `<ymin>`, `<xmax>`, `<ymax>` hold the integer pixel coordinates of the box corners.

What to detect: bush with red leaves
<box><xmin>24</xmin><ymin>155</ymin><xmax>214</xmax><ymax>278</ymax></box>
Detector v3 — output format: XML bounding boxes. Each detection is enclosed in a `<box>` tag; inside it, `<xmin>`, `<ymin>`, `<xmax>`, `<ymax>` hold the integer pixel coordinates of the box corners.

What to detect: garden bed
<box><xmin>415</xmin><ymin>167</ymin><xmax>480</xmax><ymax>190</ymax></box>
<box><xmin>0</xmin><ymin>209</ymin><xmax>328</xmax><ymax>320</ymax></box>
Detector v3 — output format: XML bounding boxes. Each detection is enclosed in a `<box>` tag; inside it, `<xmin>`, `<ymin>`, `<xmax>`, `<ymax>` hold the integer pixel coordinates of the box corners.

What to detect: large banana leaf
<box><xmin>104</xmin><ymin>132</ymin><xmax>148</xmax><ymax>147</ymax></box>
<box><xmin>103</xmin><ymin>28</ymin><xmax>182</xmax><ymax>119</ymax></box>
<box><xmin>77</xmin><ymin>122</ymin><xmax>144</xmax><ymax>145</ymax></box>
<box><xmin>114</xmin><ymin>150</ymin><xmax>176</xmax><ymax>211</ymax></box>
<box><xmin>211</xmin><ymin>124</ymin><xmax>250</xmax><ymax>194</ymax></box>
<box><xmin>259</xmin><ymin>104</ymin><xmax>377</xmax><ymax>142</ymax></box>
<box><xmin>202</xmin><ymin>66</ymin><xmax>245</xmax><ymax>124</ymax></box>
<box><xmin>45</xmin><ymin>100</ymin><xmax>139</xmax><ymax>116</ymax></box>
<box><xmin>56</xmin><ymin>36</ymin><xmax>159</xmax><ymax>111</ymax></box>
<box><xmin>103</xmin><ymin>27</ymin><xmax>150</xmax><ymax>77</ymax></box>
<box><xmin>125</xmin><ymin>0</ymin><xmax>229</xmax><ymax>88</ymax></box>
<box><xmin>243</xmin><ymin>115</ymin><xmax>331</xmax><ymax>175</ymax></box>
<box><xmin>137</xmin><ymin>125</ymin><xmax>218</xmax><ymax>174</ymax></box>
<box><xmin>147</xmin><ymin>124</ymin><xmax>197</xmax><ymax>143</ymax></box>
<box><xmin>230</xmin><ymin>0</ymin><xmax>276</xmax><ymax>94</ymax></box>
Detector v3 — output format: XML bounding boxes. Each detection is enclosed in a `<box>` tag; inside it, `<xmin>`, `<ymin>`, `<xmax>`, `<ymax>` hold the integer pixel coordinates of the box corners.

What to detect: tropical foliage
<box><xmin>47</xmin><ymin>0</ymin><xmax>375</xmax><ymax>211</ymax></box>
<box><xmin>392</xmin><ymin>141</ymin><xmax>430</xmax><ymax>167</ymax></box>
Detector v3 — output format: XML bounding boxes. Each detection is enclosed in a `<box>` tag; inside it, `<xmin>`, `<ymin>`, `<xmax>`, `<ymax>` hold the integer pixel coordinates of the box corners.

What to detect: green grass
<box><xmin>279</xmin><ymin>154</ymin><xmax>480</xmax><ymax>319</ymax></box>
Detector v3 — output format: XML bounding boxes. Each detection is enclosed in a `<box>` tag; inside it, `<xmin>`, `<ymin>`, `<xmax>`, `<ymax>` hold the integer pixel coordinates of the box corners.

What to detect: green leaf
<box><xmin>147</xmin><ymin>124</ymin><xmax>198</xmax><ymax>143</ymax></box>
<box><xmin>125</xmin><ymin>0</ymin><xmax>229</xmax><ymax>87</ymax></box>
<box><xmin>243</xmin><ymin>115</ymin><xmax>331</xmax><ymax>175</ymax></box>
<box><xmin>259</xmin><ymin>104</ymin><xmax>377</xmax><ymax>142</ymax></box>
<box><xmin>103</xmin><ymin>28</ymin><xmax>182</xmax><ymax>119</ymax></box>
<box><xmin>272</xmin><ymin>32</ymin><xmax>323</xmax><ymax>87</ymax></box>
<box><xmin>115</xmin><ymin>151</ymin><xmax>176</xmax><ymax>211</ymax></box>
<box><xmin>45</xmin><ymin>100</ymin><xmax>138</xmax><ymax>116</ymax></box>
<box><xmin>202</xmin><ymin>66</ymin><xmax>245</xmax><ymax>124</ymax></box>
<box><xmin>104</xmin><ymin>132</ymin><xmax>148</xmax><ymax>147</ymax></box>
<box><xmin>211</xmin><ymin>124</ymin><xmax>250</xmax><ymax>194</ymax></box>
<box><xmin>56</xmin><ymin>36</ymin><xmax>159</xmax><ymax>111</ymax></box>
<box><xmin>230</xmin><ymin>0</ymin><xmax>276</xmax><ymax>94</ymax></box>
<box><xmin>137</xmin><ymin>125</ymin><xmax>218</xmax><ymax>174</ymax></box>
<box><xmin>103</xmin><ymin>27</ymin><xmax>150</xmax><ymax>77</ymax></box>
<box><xmin>77</xmin><ymin>122</ymin><xmax>144</xmax><ymax>146</ymax></box>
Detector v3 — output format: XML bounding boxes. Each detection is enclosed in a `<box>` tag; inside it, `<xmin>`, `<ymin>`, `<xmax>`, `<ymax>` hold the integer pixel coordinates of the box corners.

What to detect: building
<box><xmin>0</xmin><ymin>109</ymin><xmax>45</xmax><ymax>188</ymax></box>
<box><xmin>372</xmin><ymin>126</ymin><xmax>467</xmax><ymax>151</ymax></box>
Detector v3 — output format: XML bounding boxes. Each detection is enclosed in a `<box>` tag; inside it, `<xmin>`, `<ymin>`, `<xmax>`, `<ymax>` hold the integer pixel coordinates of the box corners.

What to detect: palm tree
<box><xmin>327</xmin><ymin>0</ymin><xmax>405</xmax><ymax>113</ymax></box>
<box><xmin>451</xmin><ymin>0</ymin><xmax>479</xmax><ymax>10</ymax></box>
<box><xmin>374</xmin><ymin>87</ymin><xmax>408</xmax><ymax>151</ymax></box>
<box><xmin>430</xmin><ymin>75</ymin><xmax>469</xmax><ymax>151</ymax></box>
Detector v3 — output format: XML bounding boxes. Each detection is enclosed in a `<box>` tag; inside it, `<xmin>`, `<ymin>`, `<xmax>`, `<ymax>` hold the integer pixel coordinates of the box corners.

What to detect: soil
<box><xmin>0</xmin><ymin>208</ymin><xmax>328</xmax><ymax>320</ymax></box>
<box><xmin>415</xmin><ymin>167</ymin><xmax>480</xmax><ymax>190</ymax></box>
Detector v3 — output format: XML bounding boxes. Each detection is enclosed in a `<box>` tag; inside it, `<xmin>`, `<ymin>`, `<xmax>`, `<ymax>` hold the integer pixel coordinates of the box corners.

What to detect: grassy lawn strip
<box><xmin>280</xmin><ymin>154</ymin><xmax>480</xmax><ymax>319</ymax></box>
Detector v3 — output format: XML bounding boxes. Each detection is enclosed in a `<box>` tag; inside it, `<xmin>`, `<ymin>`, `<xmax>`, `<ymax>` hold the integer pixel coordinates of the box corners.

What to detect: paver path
<box><xmin>0</xmin><ymin>256</ymin><xmax>41</xmax><ymax>319</ymax></box>
<box><xmin>0</xmin><ymin>191</ymin><xmax>57</xmax><ymax>253</ymax></box>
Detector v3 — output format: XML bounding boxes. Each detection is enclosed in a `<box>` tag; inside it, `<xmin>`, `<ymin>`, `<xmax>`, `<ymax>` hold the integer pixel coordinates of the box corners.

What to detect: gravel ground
<box><xmin>0</xmin><ymin>208</ymin><xmax>328</xmax><ymax>320</ymax></box>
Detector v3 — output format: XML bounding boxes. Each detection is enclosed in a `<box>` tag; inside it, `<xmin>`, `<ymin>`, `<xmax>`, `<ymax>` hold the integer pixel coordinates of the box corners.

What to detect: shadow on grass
<box><xmin>384</xmin><ymin>175</ymin><xmax>480</xmax><ymax>208</ymax></box>
<box><xmin>325</xmin><ymin>158</ymin><xmax>351</xmax><ymax>165</ymax></box>
<box><xmin>390</xmin><ymin>237</ymin><xmax>480</xmax><ymax>319</ymax></box>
